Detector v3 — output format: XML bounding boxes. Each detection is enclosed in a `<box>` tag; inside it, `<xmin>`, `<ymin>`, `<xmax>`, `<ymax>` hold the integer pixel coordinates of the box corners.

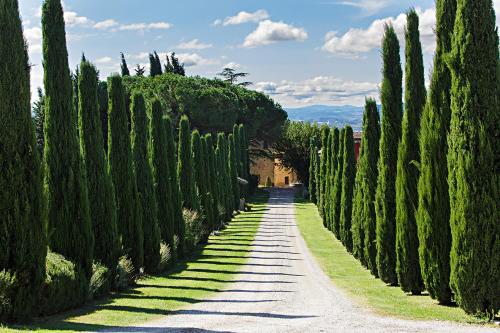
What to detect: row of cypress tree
<box><xmin>310</xmin><ymin>1</ymin><xmax>499</xmax><ymax>318</ymax></box>
<box><xmin>0</xmin><ymin>0</ymin><xmax>251</xmax><ymax>322</ymax></box>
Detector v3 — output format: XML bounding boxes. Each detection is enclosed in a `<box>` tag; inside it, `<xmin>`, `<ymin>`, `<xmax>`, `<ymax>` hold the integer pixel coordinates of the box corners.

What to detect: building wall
<box><xmin>250</xmin><ymin>156</ymin><xmax>298</xmax><ymax>187</ymax></box>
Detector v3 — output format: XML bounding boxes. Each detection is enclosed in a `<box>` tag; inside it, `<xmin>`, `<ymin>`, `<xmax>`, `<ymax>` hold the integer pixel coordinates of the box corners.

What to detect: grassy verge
<box><xmin>2</xmin><ymin>191</ymin><xmax>269</xmax><ymax>333</ymax></box>
<box><xmin>294</xmin><ymin>198</ymin><xmax>486</xmax><ymax>324</ymax></box>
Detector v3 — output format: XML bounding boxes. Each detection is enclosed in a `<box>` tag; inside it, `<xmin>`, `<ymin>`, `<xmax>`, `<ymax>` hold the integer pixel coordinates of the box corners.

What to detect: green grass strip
<box><xmin>294</xmin><ymin>198</ymin><xmax>486</xmax><ymax>324</ymax></box>
<box><xmin>3</xmin><ymin>192</ymin><xmax>269</xmax><ymax>333</ymax></box>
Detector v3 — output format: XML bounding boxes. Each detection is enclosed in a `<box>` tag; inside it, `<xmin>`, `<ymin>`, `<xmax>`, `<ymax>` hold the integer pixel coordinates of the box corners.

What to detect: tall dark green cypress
<box><xmin>0</xmin><ymin>0</ymin><xmax>46</xmax><ymax>320</ymax></box>
<box><xmin>149</xmin><ymin>101</ymin><xmax>174</xmax><ymax>250</ymax></box>
<box><xmin>322</xmin><ymin>132</ymin><xmax>332</xmax><ymax>228</ymax></box>
<box><xmin>447</xmin><ymin>0</ymin><xmax>499</xmax><ymax>317</ymax></box>
<box><xmin>375</xmin><ymin>25</ymin><xmax>403</xmax><ymax>286</ymax></box>
<box><xmin>201</xmin><ymin>135</ymin><xmax>215</xmax><ymax>232</ymax></box>
<box><xmin>218</xmin><ymin>134</ymin><xmax>233</xmax><ymax>219</ymax></box>
<box><xmin>131</xmin><ymin>93</ymin><xmax>160</xmax><ymax>273</ymax></box>
<box><xmin>205</xmin><ymin>134</ymin><xmax>220</xmax><ymax>229</ymax></box>
<box><xmin>416</xmin><ymin>0</ymin><xmax>456</xmax><ymax>305</ymax></box>
<box><xmin>192</xmin><ymin>130</ymin><xmax>211</xmax><ymax>235</ymax></box>
<box><xmin>228</xmin><ymin>134</ymin><xmax>241</xmax><ymax>210</ymax></box>
<box><xmin>42</xmin><ymin>0</ymin><xmax>94</xmax><ymax>282</ymax></box>
<box><xmin>233</xmin><ymin>124</ymin><xmax>242</xmax><ymax>177</ymax></box>
<box><xmin>318</xmin><ymin>126</ymin><xmax>330</xmax><ymax>217</ymax></box>
<box><xmin>327</xmin><ymin>128</ymin><xmax>340</xmax><ymax>231</ymax></box>
<box><xmin>352</xmin><ymin>99</ymin><xmax>380</xmax><ymax>271</ymax></box>
<box><xmin>78</xmin><ymin>60</ymin><xmax>120</xmax><ymax>277</ymax></box>
<box><xmin>239</xmin><ymin>124</ymin><xmax>250</xmax><ymax>180</ymax></box>
<box><xmin>309</xmin><ymin>144</ymin><xmax>318</xmax><ymax>204</ymax></box>
<box><xmin>178</xmin><ymin>116</ymin><xmax>199</xmax><ymax>211</ymax></box>
<box><xmin>395</xmin><ymin>10</ymin><xmax>426</xmax><ymax>295</ymax></box>
<box><xmin>120</xmin><ymin>52</ymin><xmax>130</xmax><ymax>77</ymax></box>
<box><xmin>331</xmin><ymin>128</ymin><xmax>344</xmax><ymax>238</ymax></box>
<box><xmin>163</xmin><ymin>116</ymin><xmax>184</xmax><ymax>253</ymax></box>
<box><xmin>339</xmin><ymin>127</ymin><xmax>356</xmax><ymax>252</ymax></box>
<box><xmin>107</xmin><ymin>74</ymin><xmax>143</xmax><ymax>270</ymax></box>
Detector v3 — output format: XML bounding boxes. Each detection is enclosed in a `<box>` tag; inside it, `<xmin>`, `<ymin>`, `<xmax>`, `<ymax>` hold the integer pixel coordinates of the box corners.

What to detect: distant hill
<box><xmin>286</xmin><ymin>105</ymin><xmax>374</xmax><ymax>132</ymax></box>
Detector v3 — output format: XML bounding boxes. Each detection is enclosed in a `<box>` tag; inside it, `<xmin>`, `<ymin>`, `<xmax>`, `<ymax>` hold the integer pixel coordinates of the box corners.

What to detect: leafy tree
<box><xmin>170</xmin><ymin>52</ymin><xmax>186</xmax><ymax>76</ymax></box>
<box><xmin>446</xmin><ymin>0</ymin><xmax>499</xmax><ymax>317</ymax></box>
<box><xmin>340</xmin><ymin>127</ymin><xmax>356</xmax><ymax>252</ymax></box>
<box><xmin>107</xmin><ymin>74</ymin><xmax>143</xmax><ymax>270</ymax></box>
<box><xmin>416</xmin><ymin>0</ymin><xmax>456</xmax><ymax>305</ymax></box>
<box><xmin>163</xmin><ymin>116</ymin><xmax>184</xmax><ymax>253</ymax></box>
<box><xmin>149</xmin><ymin>101</ymin><xmax>174</xmax><ymax>251</ymax></box>
<box><xmin>178</xmin><ymin>115</ymin><xmax>200</xmax><ymax>211</ymax></box>
<box><xmin>42</xmin><ymin>0</ymin><xmax>94</xmax><ymax>288</ymax></box>
<box><xmin>331</xmin><ymin>128</ymin><xmax>344</xmax><ymax>238</ymax></box>
<box><xmin>0</xmin><ymin>0</ymin><xmax>46</xmax><ymax>320</ymax></box>
<box><xmin>120</xmin><ymin>52</ymin><xmax>130</xmax><ymax>77</ymax></box>
<box><xmin>134</xmin><ymin>64</ymin><xmax>145</xmax><ymax>77</ymax></box>
<box><xmin>78</xmin><ymin>60</ymin><xmax>120</xmax><ymax>280</ymax></box>
<box><xmin>352</xmin><ymin>99</ymin><xmax>380</xmax><ymax>271</ymax></box>
<box><xmin>149</xmin><ymin>51</ymin><xmax>162</xmax><ymax>77</ymax></box>
<box><xmin>228</xmin><ymin>134</ymin><xmax>241</xmax><ymax>210</ymax></box>
<box><xmin>395</xmin><ymin>10</ymin><xmax>426</xmax><ymax>295</ymax></box>
<box><xmin>131</xmin><ymin>92</ymin><xmax>161</xmax><ymax>273</ymax></box>
<box><xmin>164</xmin><ymin>55</ymin><xmax>174</xmax><ymax>73</ymax></box>
<box><xmin>217</xmin><ymin>67</ymin><xmax>252</xmax><ymax>86</ymax></box>
<box><xmin>375</xmin><ymin>25</ymin><xmax>403</xmax><ymax>286</ymax></box>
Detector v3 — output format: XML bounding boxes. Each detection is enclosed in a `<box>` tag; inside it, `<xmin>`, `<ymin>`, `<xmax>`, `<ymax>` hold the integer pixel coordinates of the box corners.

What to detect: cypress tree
<box><xmin>229</xmin><ymin>134</ymin><xmax>241</xmax><ymax>210</ymax></box>
<box><xmin>120</xmin><ymin>52</ymin><xmax>130</xmax><ymax>77</ymax></box>
<box><xmin>375</xmin><ymin>25</ymin><xmax>403</xmax><ymax>286</ymax></box>
<box><xmin>395</xmin><ymin>10</ymin><xmax>426</xmax><ymax>295</ymax></box>
<box><xmin>327</xmin><ymin>128</ymin><xmax>340</xmax><ymax>231</ymax></box>
<box><xmin>107</xmin><ymin>74</ymin><xmax>143</xmax><ymax>270</ymax></box>
<box><xmin>131</xmin><ymin>93</ymin><xmax>160</xmax><ymax>273</ymax></box>
<box><xmin>192</xmin><ymin>130</ymin><xmax>211</xmax><ymax>235</ymax></box>
<box><xmin>0</xmin><ymin>0</ymin><xmax>46</xmax><ymax>320</ymax></box>
<box><xmin>78</xmin><ymin>60</ymin><xmax>120</xmax><ymax>277</ymax></box>
<box><xmin>322</xmin><ymin>132</ymin><xmax>332</xmax><ymax>227</ymax></box>
<box><xmin>218</xmin><ymin>133</ymin><xmax>233</xmax><ymax>219</ymax></box>
<box><xmin>416</xmin><ymin>0</ymin><xmax>456</xmax><ymax>305</ymax></box>
<box><xmin>446</xmin><ymin>0</ymin><xmax>499</xmax><ymax>317</ymax></box>
<box><xmin>149</xmin><ymin>101</ymin><xmax>174</xmax><ymax>250</ymax></box>
<box><xmin>352</xmin><ymin>99</ymin><xmax>380</xmax><ymax>269</ymax></box>
<box><xmin>233</xmin><ymin>124</ymin><xmax>242</xmax><ymax>176</ymax></box>
<box><xmin>332</xmin><ymin>128</ymin><xmax>344</xmax><ymax>238</ymax></box>
<box><xmin>163</xmin><ymin>116</ymin><xmax>185</xmax><ymax>253</ymax></box>
<box><xmin>205</xmin><ymin>134</ymin><xmax>220</xmax><ymax>229</ymax></box>
<box><xmin>42</xmin><ymin>0</ymin><xmax>94</xmax><ymax>282</ymax></box>
<box><xmin>239</xmin><ymin>124</ymin><xmax>250</xmax><ymax>180</ymax></box>
<box><xmin>309</xmin><ymin>144</ymin><xmax>318</xmax><ymax>204</ymax></box>
<box><xmin>32</xmin><ymin>88</ymin><xmax>45</xmax><ymax>155</ymax></box>
<box><xmin>149</xmin><ymin>52</ymin><xmax>162</xmax><ymax>77</ymax></box>
<box><xmin>201</xmin><ymin>135</ymin><xmax>216</xmax><ymax>232</ymax></box>
<box><xmin>154</xmin><ymin>51</ymin><xmax>163</xmax><ymax>75</ymax></box>
<box><xmin>340</xmin><ymin>127</ymin><xmax>356</xmax><ymax>252</ymax></box>
<box><xmin>178</xmin><ymin>116</ymin><xmax>200</xmax><ymax>211</ymax></box>
<box><xmin>317</xmin><ymin>126</ymin><xmax>330</xmax><ymax>217</ymax></box>
<box><xmin>97</xmin><ymin>81</ymin><xmax>108</xmax><ymax>151</ymax></box>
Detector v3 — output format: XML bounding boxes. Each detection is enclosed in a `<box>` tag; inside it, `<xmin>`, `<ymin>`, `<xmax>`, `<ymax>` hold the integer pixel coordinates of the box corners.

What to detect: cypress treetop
<box><xmin>120</xmin><ymin>52</ymin><xmax>130</xmax><ymax>77</ymax></box>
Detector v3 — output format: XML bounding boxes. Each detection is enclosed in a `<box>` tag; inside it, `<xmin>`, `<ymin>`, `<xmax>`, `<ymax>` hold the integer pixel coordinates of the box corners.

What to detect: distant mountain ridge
<box><xmin>286</xmin><ymin>105</ymin><xmax>374</xmax><ymax>131</ymax></box>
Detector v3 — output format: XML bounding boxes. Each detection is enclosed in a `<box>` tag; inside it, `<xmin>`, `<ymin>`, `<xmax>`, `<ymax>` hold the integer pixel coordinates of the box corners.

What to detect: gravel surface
<box><xmin>102</xmin><ymin>188</ymin><xmax>498</xmax><ymax>333</ymax></box>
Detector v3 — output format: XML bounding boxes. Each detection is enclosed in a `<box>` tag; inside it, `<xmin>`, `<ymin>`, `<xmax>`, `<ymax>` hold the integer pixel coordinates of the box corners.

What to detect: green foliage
<box><xmin>39</xmin><ymin>252</ymin><xmax>87</xmax><ymax>316</ymax></box>
<box><xmin>120</xmin><ymin>53</ymin><xmax>130</xmax><ymax>77</ymax></box>
<box><xmin>339</xmin><ymin>127</ymin><xmax>356</xmax><ymax>252</ymax></box>
<box><xmin>375</xmin><ymin>25</ymin><xmax>403</xmax><ymax>285</ymax></box>
<box><xmin>107</xmin><ymin>74</ymin><xmax>143</xmax><ymax>270</ymax></box>
<box><xmin>178</xmin><ymin>116</ymin><xmax>200</xmax><ymax>212</ymax></box>
<box><xmin>217</xmin><ymin>133</ymin><xmax>233</xmax><ymax>220</ymax></box>
<box><xmin>89</xmin><ymin>262</ymin><xmax>110</xmax><ymax>299</ymax></box>
<box><xmin>395</xmin><ymin>10</ymin><xmax>426</xmax><ymax>295</ymax></box>
<box><xmin>317</xmin><ymin>126</ymin><xmax>330</xmax><ymax>217</ymax></box>
<box><xmin>204</xmin><ymin>134</ymin><xmax>220</xmax><ymax>230</ymax></box>
<box><xmin>131</xmin><ymin>93</ymin><xmax>161</xmax><ymax>273</ymax></box>
<box><xmin>0</xmin><ymin>0</ymin><xmax>47</xmax><ymax>321</ymax></box>
<box><xmin>162</xmin><ymin>116</ymin><xmax>184</xmax><ymax>254</ymax></box>
<box><xmin>149</xmin><ymin>51</ymin><xmax>163</xmax><ymax>77</ymax></box>
<box><xmin>32</xmin><ymin>88</ymin><xmax>45</xmax><ymax>155</ymax></box>
<box><xmin>78</xmin><ymin>60</ymin><xmax>120</xmax><ymax>283</ymax></box>
<box><xmin>157</xmin><ymin>242</ymin><xmax>172</xmax><ymax>273</ymax></box>
<box><xmin>273</xmin><ymin>121</ymin><xmax>321</xmax><ymax>184</ymax></box>
<box><xmin>351</xmin><ymin>99</ymin><xmax>380</xmax><ymax>274</ymax></box>
<box><xmin>239</xmin><ymin>124</ymin><xmax>251</xmax><ymax>182</ymax></box>
<box><xmin>228</xmin><ymin>134</ymin><xmax>241</xmax><ymax>210</ymax></box>
<box><xmin>123</xmin><ymin>74</ymin><xmax>286</xmax><ymax>143</ymax></box>
<box><xmin>446</xmin><ymin>0</ymin><xmax>499</xmax><ymax>317</ymax></box>
<box><xmin>114</xmin><ymin>256</ymin><xmax>135</xmax><ymax>291</ymax></box>
<box><xmin>308</xmin><ymin>144</ymin><xmax>319</xmax><ymax>204</ymax></box>
<box><xmin>233</xmin><ymin>124</ymin><xmax>242</xmax><ymax>176</ymax></box>
<box><xmin>97</xmin><ymin>81</ymin><xmax>109</xmax><ymax>151</ymax></box>
<box><xmin>331</xmin><ymin>128</ymin><xmax>344</xmax><ymax>238</ymax></box>
<box><xmin>183</xmin><ymin>209</ymin><xmax>205</xmax><ymax>252</ymax></box>
<box><xmin>192</xmin><ymin>130</ymin><xmax>212</xmax><ymax>238</ymax></box>
<box><xmin>42</xmin><ymin>0</ymin><xmax>93</xmax><ymax>290</ymax></box>
<box><xmin>416</xmin><ymin>0</ymin><xmax>456</xmax><ymax>305</ymax></box>
<box><xmin>149</xmin><ymin>101</ymin><xmax>175</xmax><ymax>251</ymax></box>
<box><xmin>323</xmin><ymin>131</ymin><xmax>333</xmax><ymax>228</ymax></box>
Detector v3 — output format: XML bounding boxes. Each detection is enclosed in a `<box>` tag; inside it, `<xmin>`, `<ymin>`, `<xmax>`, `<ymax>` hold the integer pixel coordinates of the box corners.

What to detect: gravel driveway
<box><xmin>103</xmin><ymin>188</ymin><xmax>497</xmax><ymax>333</ymax></box>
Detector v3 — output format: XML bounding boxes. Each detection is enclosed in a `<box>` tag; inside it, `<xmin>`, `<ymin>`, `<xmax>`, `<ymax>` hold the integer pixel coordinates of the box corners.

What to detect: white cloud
<box><xmin>322</xmin><ymin>7</ymin><xmax>436</xmax><ymax>55</ymax></box>
<box><xmin>96</xmin><ymin>56</ymin><xmax>113</xmax><ymax>64</ymax></box>
<box><xmin>64</xmin><ymin>11</ymin><xmax>91</xmax><ymax>27</ymax></box>
<box><xmin>177</xmin><ymin>39</ymin><xmax>213</xmax><ymax>50</ymax></box>
<box><xmin>93</xmin><ymin>19</ymin><xmax>118</xmax><ymax>29</ymax></box>
<box><xmin>176</xmin><ymin>53</ymin><xmax>219</xmax><ymax>67</ymax></box>
<box><xmin>254</xmin><ymin>76</ymin><xmax>379</xmax><ymax>107</ymax></box>
<box><xmin>118</xmin><ymin>22</ymin><xmax>172</xmax><ymax>31</ymax></box>
<box><xmin>214</xmin><ymin>9</ymin><xmax>270</xmax><ymax>26</ymax></box>
<box><xmin>24</xmin><ymin>26</ymin><xmax>42</xmax><ymax>54</ymax></box>
<box><xmin>243</xmin><ymin>20</ymin><xmax>308</xmax><ymax>47</ymax></box>
<box><xmin>337</xmin><ymin>0</ymin><xmax>392</xmax><ymax>15</ymax></box>
<box><xmin>223</xmin><ymin>62</ymin><xmax>241</xmax><ymax>70</ymax></box>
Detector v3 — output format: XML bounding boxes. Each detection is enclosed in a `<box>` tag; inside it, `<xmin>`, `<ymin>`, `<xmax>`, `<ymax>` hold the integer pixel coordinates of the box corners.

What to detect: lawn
<box><xmin>294</xmin><ymin>198</ymin><xmax>487</xmax><ymax>324</ymax></box>
<box><xmin>2</xmin><ymin>192</ymin><xmax>269</xmax><ymax>333</ymax></box>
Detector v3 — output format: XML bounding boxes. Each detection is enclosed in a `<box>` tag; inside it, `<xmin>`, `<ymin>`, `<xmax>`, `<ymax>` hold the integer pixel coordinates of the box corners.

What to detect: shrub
<box><xmin>157</xmin><ymin>242</ymin><xmax>172</xmax><ymax>273</ymax></box>
<box><xmin>0</xmin><ymin>271</ymin><xmax>16</xmax><ymax>322</ymax></box>
<box><xmin>115</xmin><ymin>256</ymin><xmax>135</xmax><ymax>291</ymax></box>
<box><xmin>183</xmin><ymin>209</ymin><xmax>205</xmax><ymax>252</ymax></box>
<box><xmin>39</xmin><ymin>252</ymin><xmax>86</xmax><ymax>316</ymax></box>
<box><xmin>265</xmin><ymin>176</ymin><xmax>273</xmax><ymax>188</ymax></box>
<box><xmin>89</xmin><ymin>262</ymin><xmax>110</xmax><ymax>300</ymax></box>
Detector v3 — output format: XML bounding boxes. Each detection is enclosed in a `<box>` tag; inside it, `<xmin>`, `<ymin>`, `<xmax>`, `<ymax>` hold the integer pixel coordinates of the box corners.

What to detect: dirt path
<box><xmin>103</xmin><ymin>188</ymin><xmax>497</xmax><ymax>333</ymax></box>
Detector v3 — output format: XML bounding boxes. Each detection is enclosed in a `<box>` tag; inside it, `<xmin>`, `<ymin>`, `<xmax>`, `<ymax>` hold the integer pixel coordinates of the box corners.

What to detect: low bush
<box><xmin>183</xmin><ymin>209</ymin><xmax>205</xmax><ymax>252</ymax></box>
<box><xmin>0</xmin><ymin>271</ymin><xmax>16</xmax><ymax>322</ymax></box>
<box><xmin>157</xmin><ymin>242</ymin><xmax>172</xmax><ymax>273</ymax></box>
<box><xmin>39</xmin><ymin>251</ymin><xmax>87</xmax><ymax>316</ymax></box>
<box><xmin>89</xmin><ymin>262</ymin><xmax>110</xmax><ymax>299</ymax></box>
<box><xmin>115</xmin><ymin>256</ymin><xmax>135</xmax><ymax>291</ymax></box>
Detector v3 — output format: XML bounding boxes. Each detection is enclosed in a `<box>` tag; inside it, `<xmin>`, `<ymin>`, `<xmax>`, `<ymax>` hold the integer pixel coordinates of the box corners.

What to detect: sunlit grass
<box><xmin>294</xmin><ymin>198</ymin><xmax>488</xmax><ymax>324</ymax></box>
<box><xmin>2</xmin><ymin>192</ymin><xmax>269</xmax><ymax>333</ymax></box>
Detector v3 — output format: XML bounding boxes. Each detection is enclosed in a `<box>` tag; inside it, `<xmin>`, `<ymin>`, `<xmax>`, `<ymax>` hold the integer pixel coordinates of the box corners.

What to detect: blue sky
<box><xmin>20</xmin><ymin>0</ymin><xmax>499</xmax><ymax>108</ymax></box>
